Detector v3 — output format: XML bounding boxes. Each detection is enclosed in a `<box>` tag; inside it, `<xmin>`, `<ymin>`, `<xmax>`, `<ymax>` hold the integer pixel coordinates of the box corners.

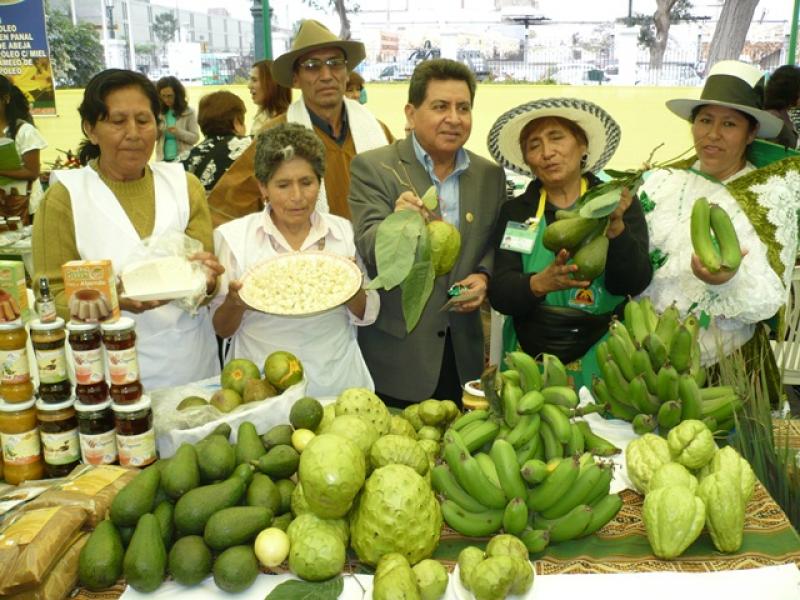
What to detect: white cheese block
<box><xmin>121</xmin><ymin>256</ymin><xmax>198</xmax><ymax>301</ymax></box>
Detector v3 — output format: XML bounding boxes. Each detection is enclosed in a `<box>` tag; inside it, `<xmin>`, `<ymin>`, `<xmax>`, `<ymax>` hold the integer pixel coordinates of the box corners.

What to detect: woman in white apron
<box><xmin>212</xmin><ymin>123</ymin><xmax>377</xmax><ymax>397</ymax></box>
<box><xmin>32</xmin><ymin>69</ymin><xmax>221</xmax><ymax>390</ymax></box>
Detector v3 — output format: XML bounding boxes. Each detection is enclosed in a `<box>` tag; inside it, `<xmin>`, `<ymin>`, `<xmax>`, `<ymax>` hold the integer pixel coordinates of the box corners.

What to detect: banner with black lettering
<box><xmin>0</xmin><ymin>0</ymin><xmax>55</xmax><ymax>116</ymax></box>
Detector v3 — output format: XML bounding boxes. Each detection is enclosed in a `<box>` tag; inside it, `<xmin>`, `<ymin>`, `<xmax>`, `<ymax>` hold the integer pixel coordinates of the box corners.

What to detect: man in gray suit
<box><xmin>349</xmin><ymin>59</ymin><xmax>507</xmax><ymax>406</ymax></box>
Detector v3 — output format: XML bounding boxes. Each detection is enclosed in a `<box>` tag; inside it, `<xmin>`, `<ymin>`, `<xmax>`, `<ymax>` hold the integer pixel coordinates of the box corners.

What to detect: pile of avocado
<box><xmin>78</xmin><ymin>418</ymin><xmax>305</xmax><ymax>594</ymax></box>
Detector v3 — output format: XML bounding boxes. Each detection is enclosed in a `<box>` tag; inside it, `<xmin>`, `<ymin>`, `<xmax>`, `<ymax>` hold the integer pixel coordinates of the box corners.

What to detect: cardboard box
<box><xmin>0</xmin><ymin>261</ymin><xmax>30</xmax><ymax>323</ymax></box>
<box><xmin>61</xmin><ymin>260</ymin><xmax>119</xmax><ymax>324</ymax></box>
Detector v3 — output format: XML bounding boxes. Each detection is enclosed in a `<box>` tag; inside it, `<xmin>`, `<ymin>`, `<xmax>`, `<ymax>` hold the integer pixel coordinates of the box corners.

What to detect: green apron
<box><xmin>502</xmin><ymin>216</ymin><xmax>623</xmax><ymax>390</ymax></box>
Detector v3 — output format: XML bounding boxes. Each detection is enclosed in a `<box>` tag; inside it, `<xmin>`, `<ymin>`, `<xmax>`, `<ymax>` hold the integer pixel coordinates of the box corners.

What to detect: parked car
<box><xmin>551</xmin><ymin>63</ymin><xmax>609</xmax><ymax>85</ymax></box>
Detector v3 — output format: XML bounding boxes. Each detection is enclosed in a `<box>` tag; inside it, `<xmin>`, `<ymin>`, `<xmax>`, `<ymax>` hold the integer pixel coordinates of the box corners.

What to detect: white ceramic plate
<box><xmin>239</xmin><ymin>251</ymin><xmax>362</xmax><ymax>317</ymax></box>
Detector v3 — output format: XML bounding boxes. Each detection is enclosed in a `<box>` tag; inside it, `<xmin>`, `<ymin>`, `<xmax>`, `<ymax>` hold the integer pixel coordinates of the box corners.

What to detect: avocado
<box><xmin>205</xmin><ymin>422</ymin><xmax>232</xmax><ymax>441</ymax></box>
<box><xmin>271</xmin><ymin>512</ymin><xmax>293</xmax><ymax>531</ymax></box>
<box><xmin>109</xmin><ymin>464</ymin><xmax>161</xmax><ymax>527</ymax></box>
<box><xmin>203</xmin><ymin>505</ymin><xmax>272</xmax><ymax>550</ymax></box>
<box><xmin>197</xmin><ymin>434</ymin><xmax>236</xmax><ymax>482</ymax></box>
<box><xmin>232</xmin><ymin>462</ymin><xmax>255</xmax><ymax>485</ymax></box>
<box><xmin>78</xmin><ymin>519</ymin><xmax>124</xmax><ymax>591</ymax></box>
<box><xmin>542</xmin><ymin>216</ymin><xmax>601</xmax><ymax>253</ymax></box>
<box><xmin>213</xmin><ymin>545</ymin><xmax>259</xmax><ymax>593</ymax></box>
<box><xmin>177</xmin><ymin>395</ymin><xmax>208</xmax><ymax>410</ymax></box>
<box><xmin>167</xmin><ymin>535</ymin><xmax>213</xmax><ymax>586</ymax></box>
<box><xmin>274</xmin><ymin>479</ymin><xmax>296</xmax><ymax>515</ymax></box>
<box><xmin>162</xmin><ymin>443</ymin><xmax>200</xmax><ymax>499</ymax></box>
<box><xmin>573</xmin><ymin>233</ymin><xmax>609</xmax><ymax>281</ymax></box>
<box><xmin>253</xmin><ymin>444</ymin><xmax>300</xmax><ymax>479</ymax></box>
<box><xmin>246</xmin><ymin>473</ymin><xmax>282</xmax><ymax>514</ymax></box>
<box><xmin>235</xmin><ymin>421</ymin><xmax>266</xmax><ymax>465</ymax></box>
<box><xmin>153</xmin><ymin>500</ymin><xmax>174</xmax><ymax>550</ymax></box>
<box><xmin>261</xmin><ymin>424</ymin><xmax>294</xmax><ymax>449</ymax></box>
<box><xmin>122</xmin><ymin>513</ymin><xmax>166</xmax><ymax>593</ymax></box>
<box><xmin>173</xmin><ymin>474</ymin><xmax>247</xmax><ymax>535</ymax></box>
<box><xmin>118</xmin><ymin>525</ymin><xmax>135</xmax><ymax>548</ymax></box>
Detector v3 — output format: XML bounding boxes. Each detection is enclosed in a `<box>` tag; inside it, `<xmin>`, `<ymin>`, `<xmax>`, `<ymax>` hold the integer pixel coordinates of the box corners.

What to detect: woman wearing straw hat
<box><xmin>487</xmin><ymin>99</ymin><xmax>652</xmax><ymax>389</ymax></box>
<box><xmin>638</xmin><ymin>60</ymin><xmax>800</xmax><ymax>389</ymax></box>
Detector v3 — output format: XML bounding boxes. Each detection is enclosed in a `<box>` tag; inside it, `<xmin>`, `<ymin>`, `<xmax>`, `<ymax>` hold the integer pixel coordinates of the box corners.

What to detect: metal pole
<box><xmin>789</xmin><ymin>0</ymin><xmax>800</xmax><ymax>65</ymax></box>
<box><xmin>262</xmin><ymin>0</ymin><xmax>271</xmax><ymax>59</ymax></box>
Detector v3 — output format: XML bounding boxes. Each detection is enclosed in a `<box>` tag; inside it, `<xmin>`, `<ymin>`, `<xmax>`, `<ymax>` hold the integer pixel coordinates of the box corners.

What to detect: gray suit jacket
<box><xmin>349</xmin><ymin>136</ymin><xmax>507</xmax><ymax>402</ymax></box>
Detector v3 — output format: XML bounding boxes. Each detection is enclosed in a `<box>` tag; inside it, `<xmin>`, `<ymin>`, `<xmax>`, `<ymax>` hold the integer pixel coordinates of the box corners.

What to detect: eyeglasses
<box><xmin>298</xmin><ymin>58</ymin><xmax>348</xmax><ymax>74</ymax></box>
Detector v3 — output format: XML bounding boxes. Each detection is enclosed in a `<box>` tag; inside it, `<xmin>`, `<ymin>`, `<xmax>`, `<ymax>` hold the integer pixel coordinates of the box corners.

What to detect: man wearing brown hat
<box><xmin>207</xmin><ymin>20</ymin><xmax>393</xmax><ymax>226</ymax></box>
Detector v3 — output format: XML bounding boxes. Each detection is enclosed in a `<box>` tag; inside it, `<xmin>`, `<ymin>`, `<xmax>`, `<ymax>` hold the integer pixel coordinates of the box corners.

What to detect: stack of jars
<box><xmin>0</xmin><ymin>315</ymin><xmax>157</xmax><ymax>485</ymax></box>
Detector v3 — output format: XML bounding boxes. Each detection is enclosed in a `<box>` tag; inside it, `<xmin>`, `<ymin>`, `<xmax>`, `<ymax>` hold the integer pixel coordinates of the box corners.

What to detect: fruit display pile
<box><xmin>592</xmin><ymin>296</ymin><xmax>741</xmax><ymax>435</ymax></box>
<box><xmin>626</xmin><ymin>419</ymin><xmax>755</xmax><ymax>559</ymax></box>
<box><xmin>436</xmin><ymin>351</ymin><xmax>624</xmax><ymax>551</ymax></box>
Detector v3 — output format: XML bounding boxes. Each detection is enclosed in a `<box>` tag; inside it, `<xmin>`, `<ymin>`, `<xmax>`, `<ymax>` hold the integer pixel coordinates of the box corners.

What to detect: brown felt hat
<box><xmin>271</xmin><ymin>20</ymin><xmax>366</xmax><ymax>88</ymax></box>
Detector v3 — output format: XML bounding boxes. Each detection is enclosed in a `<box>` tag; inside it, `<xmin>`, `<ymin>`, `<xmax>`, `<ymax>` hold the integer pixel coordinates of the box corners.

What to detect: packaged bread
<box><xmin>7</xmin><ymin>531</ymin><xmax>88</xmax><ymax>600</ymax></box>
<box><xmin>23</xmin><ymin>464</ymin><xmax>137</xmax><ymax>528</ymax></box>
<box><xmin>0</xmin><ymin>260</ymin><xmax>30</xmax><ymax>323</ymax></box>
<box><xmin>0</xmin><ymin>505</ymin><xmax>87</xmax><ymax>595</ymax></box>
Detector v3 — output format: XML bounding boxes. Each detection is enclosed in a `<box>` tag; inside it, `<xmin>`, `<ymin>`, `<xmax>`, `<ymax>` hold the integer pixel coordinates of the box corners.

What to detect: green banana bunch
<box><xmin>691</xmin><ymin>196</ymin><xmax>722</xmax><ymax>272</ymax></box>
<box><xmin>541</xmin><ymin>354</ymin><xmax>569</xmax><ymax>387</ymax></box>
<box><xmin>532</xmin><ymin>504</ymin><xmax>593</xmax><ymax>542</ymax></box>
<box><xmin>441</xmin><ymin>500</ymin><xmax>504</xmax><ymax>537</ymax></box>
<box><xmin>505</xmin><ymin>351</ymin><xmax>543</xmax><ymax>393</ymax></box>
<box><xmin>575</xmin><ymin>421</ymin><xmax>621</xmax><ymax>456</ymax></box>
<box><xmin>526</xmin><ymin>456</ymin><xmax>581</xmax><ymax>512</ymax></box>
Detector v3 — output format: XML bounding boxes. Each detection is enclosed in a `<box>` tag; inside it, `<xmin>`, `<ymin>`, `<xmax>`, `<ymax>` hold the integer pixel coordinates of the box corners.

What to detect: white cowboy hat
<box><xmin>271</xmin><ymin>20</ymin><xmax>366</xmax><ymax>88</ymax></box>
<box><xmin>487</xmin><ymin>97</ymin><xmax>621</xmax><ymax>177</ymax></box>
<box><xmin>666</xmin><ymin>60</ymin><xmax>782</xmax><ymax>139</ymax></box>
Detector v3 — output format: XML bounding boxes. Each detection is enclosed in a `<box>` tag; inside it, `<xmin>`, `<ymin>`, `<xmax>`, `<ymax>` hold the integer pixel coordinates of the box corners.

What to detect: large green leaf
<box><xmin>401</xmin><ymin>259</ymin><xmax>435</xmax><ymax>333</ymax></box>
<box><xmin>579</xmin><ymin>186</ymin><xmax>623</xmax><ymax>219</ymax></box>
<box><xmin>264</xmin><ymin>576</ymin><xmax>344</xmax><ymax>600</ymax></box>
<box><xmin>374</xmin><ymin>210</ymin><xmax>425</xmax><ymax>290</ymax></box>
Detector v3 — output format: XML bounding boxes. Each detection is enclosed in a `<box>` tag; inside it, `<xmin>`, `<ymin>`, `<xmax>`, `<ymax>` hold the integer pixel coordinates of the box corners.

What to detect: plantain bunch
<box><xmin>433</xmin><ymin>352</ymin><xmax>623</xmax><ymax>549</ymax></box>
<box><xmin>592</xmin><ymin>296</ymin><xmax>741</xmax><ymax>436</ymax></box>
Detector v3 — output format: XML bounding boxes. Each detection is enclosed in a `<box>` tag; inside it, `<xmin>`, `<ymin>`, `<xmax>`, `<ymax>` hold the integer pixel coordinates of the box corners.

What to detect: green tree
<box><xmin>621</xmin><ymin>0</ymin><xmax>697</xmax><ymax>69</ymax></box>
<box><xmin>301</xmin><ymin>1</ymin><xmax>359</xmax><ymax>40</ymax></box>
<box><xmin>45</xmin><ymin>7</ymin><xmax>104</xmax><ymax>87</ymax></box>
<box><xmin>153</xmin><ymin>12</ymin><xmax>177</xmax><ymax>48</ymax></box>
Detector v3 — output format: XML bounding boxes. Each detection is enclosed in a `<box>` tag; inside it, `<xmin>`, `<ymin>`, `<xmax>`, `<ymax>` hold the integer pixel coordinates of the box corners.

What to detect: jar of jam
<box><xmin>36</xmin><ymin>398</ymin><xmax>80</xmax><ymax>477</ymax></box>
<box><xmin>30</xmin><ymin>318</ymin><xmax>72</xmax><ymax>403</ymax></box>
<box><xmin>67</xmin><ymin>322</ymin><xmax>108</xmax><ymax>404</ymax></box>
<box><xmin>0</xmin><ymin>319</ymin><xmax>34</xmax><ymax>403</ymax></box>
<box><xmin>113</xmin><ymin>395</ymin><xmax>156</xmax><ymax>467</ymax></box>
<box><xmin>0</xmin><ymin>398</ymin><xmax>43</xmax><ymax>484</ymax></box>
<box><xmin>75</xmin><ymin>399</ymin><xmax>117</xmax><ymax>465</ymax></box>
<box><xmin>102</xmin><ymin>318</ymin><xmax>143</xmax><ymax>404</ymax></box>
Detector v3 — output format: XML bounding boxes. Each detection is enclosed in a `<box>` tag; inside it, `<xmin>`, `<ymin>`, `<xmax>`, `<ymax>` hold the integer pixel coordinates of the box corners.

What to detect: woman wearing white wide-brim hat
<box><xmin>486</xmin><ymin>98</ymin><xmax>652</xmax><ymax>390</ymax></box>
<box><xmin>638</xmin><ymin>60</ymin><xmax>800</xmax><ymax>394</ymax></box>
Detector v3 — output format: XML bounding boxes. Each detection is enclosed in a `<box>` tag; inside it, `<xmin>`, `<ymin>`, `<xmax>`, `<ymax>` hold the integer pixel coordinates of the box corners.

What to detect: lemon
<box><xmin>291</xmin><ymin>428</ymin><xmax>315</xmax><ymax>452</ymax></box>
<box><xmin>254</xmin><ymin>527</ymin><xmax>290</xmax><ymax>568</ymax></box>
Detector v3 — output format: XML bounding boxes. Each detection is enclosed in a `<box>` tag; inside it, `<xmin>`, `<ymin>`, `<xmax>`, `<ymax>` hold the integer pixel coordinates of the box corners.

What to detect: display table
<box><xmin>69</xmin><ymin>385</ymin><xmax>800</xmax><ymax>600</ymax></box>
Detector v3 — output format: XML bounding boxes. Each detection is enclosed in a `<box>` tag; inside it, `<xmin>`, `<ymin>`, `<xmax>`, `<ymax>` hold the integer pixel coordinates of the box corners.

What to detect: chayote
<box><xmin>373</xmin><ymin>552</ymin><xmax>421</xmax><ymax>600</ymax></box>
<box><xmin>649</xmin><ymin>462</ymin><xmax>698</xmax><ymax>494</ymax></box>
<box><xmin>412</xmin><ymin>559</ymin><xmax>448</xmax><ymax>600</ymax></box>
<box><xmin>625</xmin><ymin>433</ymin><xmax>672</xmax><ymax>494</ymax></box>
<box><xmin>699</xmin><ymin>446</ymin><xmax>756</xmax><ymax>503</ymax></box>
<box><xmin>469</xmin><ymin>555</ymin><xmax>517</xmax><ymax>600</ymax></box>
<box><xmin>667</xmin><ymin>419</ymin><xmax>717</xmax><ymax>470</ymax></box>
<box><xmin>457</xmin><ymin>546</ymin><xmax>485</xmax><ymax>591</ymax></box>
<box><xmin>697</xmin><ymin>472</ymin><xmax>745</xmax><ymax>553</ymax></box>
<box><xmin>642</xmin><ymin>485</ymin><xmax>706</xmax><ymax>559</ymax></box>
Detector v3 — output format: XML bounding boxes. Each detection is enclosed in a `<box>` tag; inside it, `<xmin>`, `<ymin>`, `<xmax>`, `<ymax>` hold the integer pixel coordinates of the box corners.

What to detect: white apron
<box><xmin>217</xmin><ymin>212</ymin><xmax>373</xmax><ymax>397</ymax></box>
<box><xmin>59</xmin><ymin>163</ymin><xmax>219</xmax><ymax>390</ymax></box>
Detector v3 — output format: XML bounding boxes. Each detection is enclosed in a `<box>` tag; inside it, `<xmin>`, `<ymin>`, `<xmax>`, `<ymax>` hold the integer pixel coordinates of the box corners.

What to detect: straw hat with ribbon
<box><xmin>271</xmin><ymin>20</ymin><xmax>366</xmax><ymax>88</ymax></box>
<box><xmin>487</xmin><ymin>97</ymin><xmax>621</xmax><ymax>177</ymax></box>
<box><xmin>666</xmin><ymin>60</ymin><xmax>782</xmax><ymax>139</ymax></box>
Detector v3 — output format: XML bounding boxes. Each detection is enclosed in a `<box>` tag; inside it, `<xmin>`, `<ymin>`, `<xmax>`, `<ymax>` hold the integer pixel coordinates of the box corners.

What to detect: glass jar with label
<box><xmin>67</xmin><ymin>322</ymin><xmax>108</xmax><ymax>404</ymax></box>
<box><xmin>102</xmin><ymin>318</ymin><xmax>143</xmax><ymax>404</ymax></box>
<box><xmin>75</xmin><ymin>399</ymin><xmax>117</xmax><ymax>465</ymax></box>
<box><xmin>113</xmin><ymin>395</ymin><xmax>156</xmax><ymax>467</ymax></box>
<box><xmin>36</xmin><ymin>398</ymin><xmax>80</xmax><ymax>477</ymax></box>
<box><xmin>0</xmin><ymin>319</ymin><xmax>34</xmax><ymax>403</ymax></box>
<box><xmin>30</xmin><ymin>318</ymin><xmax>72</xmax><ymax>403</ymax></box>
<box><xmin>0</xmin><ymin>398</ymin><xmax>43</xmax><ymax>484</ymax></box>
